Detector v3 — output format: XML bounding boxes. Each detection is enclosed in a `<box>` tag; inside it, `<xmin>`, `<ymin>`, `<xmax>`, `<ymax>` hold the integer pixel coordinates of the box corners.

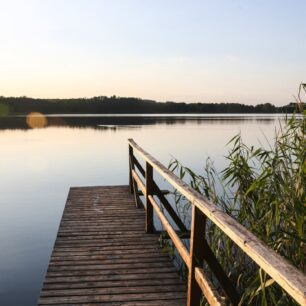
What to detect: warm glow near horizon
<box><xmin>0</xmin><ymin>0</ymin><xmax>305</xmax><ymax>105</ymax></box>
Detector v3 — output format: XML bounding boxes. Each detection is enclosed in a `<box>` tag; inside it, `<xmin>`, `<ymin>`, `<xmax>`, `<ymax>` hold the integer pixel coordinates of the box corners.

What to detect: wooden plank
<box><xmin>130</xmin><ymin>151</ymin><xmax>143</xmax><ymax>208</ymax></box>
<box><xmin>149</xmin><ymin>195</ymin><xmax>191</xmax><ymax>268</ymax></box>
<box><xmin>128</xmin><ymin>138</ymin><xmax>306</xmax><ymax>306</ymax></box>
<box><xmin>153</xmin><ymin>183</ymin><xmax>188</xmax><ymax>232</ymax></box>
<box><xmin>138</xmin><ymin>189</ymin><xmax>170</xmax><ymax>195</ymax></box>
<box><xmin>128</xmin><ymin>144</ymin><xmax>134</xmax><ymax>194</ymax></box>
<box><xmin>45</xmin><ymin>267</ymin><xmax>178</xmax><ymax>278</ymax></box>
<box><xmin>45</xmin><ymin>271</ymin><xmax>181</xmax><ymax>284</ymax></box>
<box><xmin>57</xmin><ymin>231</ymin><xmax>146</xmax><ymax>237</ymax></box>
<box><xmin>51</xmin><ymin>252</ymin><xmax>167</xmax><ymax>261</ymax></box>
<box><xmin>38</xmin><ymin>291</ymin><xmax>187</xmax><ymax>305</ymax></box>
<box><xmin>132</xmin><ymin>154</ymin><xmax>146</xmax><ymax>178</ymax></box>
<box><xmin>43</xmin><ymin>279</ymin><xmax>182</xmax><ymax>291</ymax></box>
<box><xmin>195</xmin><ymin>267</ymin><xmax>225</xmax><ymax>306</ymax></box>
<box><xmin>39</xmin><ymin>185</ymin><xmax>186</xmax><ymax>305</ymax></box>
<box><xmin>47</xmin><ymin>262</ymin><xmax>174</xmax><ymax>272</ymax></box>
<box><xmin>51</xmin><ymin>245</ymin><xmax>162</xmax><ymax>254</ymax></box>
<box><xmin>51</xmin><ymin>244</ymin><xmax>162</xmax><ymax>253</ymax></box>
<box><xmin>62</xmin><ymin>301</ymin><xmax>185</xmax><ymax>306</ymax></box>
<box><xmin>132</xmin><ymin>155</ymin><xmax>170</xmax><ymax>196</ymax></box>
<box><xmin>152</xmin><ymin>230</ymin><xmax>190</xmax><ymax>239</ymax></box>
<box><xmin>187</xmin><ymin>205</ymin><xmax>206</xmax><ymax>306</ymax></box>
<box><xmin>145</xmin><ymin>162</ymin><xmax>154</xmax><ymax>233</ymax></box>
<box><xmin>44</xmin><ymin>272</ymin><xmax>180</xmax><ymax>284</ymax></box>
<box><xmin>132</xmin><ymin>169</ymin><xmax>146</xmax><ymax>197</ymax></box>
<box><xmin>54</xmin><ymin>236</ymin><xmax>158</xmax><ymax>243</ymax></box>
<box><xmin>203</xmin><ymin>240</ymin><xmax>240</xmax><ymax>304</ymax></box>
<box><xmin>40</xmin><ymin>284</ymin><xmax>186</xmax><ymax>297</ymax></box>
<box><xmin>132</xmin><ymin>154</ymin><xmax>186</xmax><ymax>232</ymax></box>
<box><xmin>48</xmin><ymin>257</ymin><xmax>171</xmax><ymax>266</ymax></box>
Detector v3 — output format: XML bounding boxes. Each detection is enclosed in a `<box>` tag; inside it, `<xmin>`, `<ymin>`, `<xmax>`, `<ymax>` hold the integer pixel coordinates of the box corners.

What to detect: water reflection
<box><xmin>0</xmin><ymin>114</ymin><xmax>281</xmax><ymax>131</ymax></box>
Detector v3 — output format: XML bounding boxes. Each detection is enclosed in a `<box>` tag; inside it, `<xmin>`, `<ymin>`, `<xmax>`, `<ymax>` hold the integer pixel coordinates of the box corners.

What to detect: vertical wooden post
<box><xmin>129</xmin><ymin>145</ymin><xmax>134</xmax><ymax>194</ymax></box>
<box><xmin>145</xmin><ymin>162</ymin><xmax>154</xmax><ymax>233</ymax></box>
<box><xmin>187</xmin><ymin>205</ymin><xmax>207</xmax><ymax>306</ymax></box>
<box><xmin>129</xmin><ymin>145</ymin><xmax>141</xmax><ymax>208</ymax></box>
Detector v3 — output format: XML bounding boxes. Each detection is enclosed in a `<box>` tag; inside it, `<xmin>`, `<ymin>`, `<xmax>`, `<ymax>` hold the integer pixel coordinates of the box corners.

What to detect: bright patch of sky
<box><xmin>0</xmin><ymin>0</ymin><xmax>305</xmax><ymax>105</ymax></box>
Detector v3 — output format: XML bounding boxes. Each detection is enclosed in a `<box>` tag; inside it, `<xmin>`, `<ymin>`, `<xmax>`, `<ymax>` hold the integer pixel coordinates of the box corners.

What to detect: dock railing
<box><xmin>128</xmin><ymin>139</ymin><xmax>306</xmax><ymax>306</ymax></box>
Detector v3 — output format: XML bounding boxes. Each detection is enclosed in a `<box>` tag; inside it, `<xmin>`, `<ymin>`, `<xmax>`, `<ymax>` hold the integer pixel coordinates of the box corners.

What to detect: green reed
<box><xmin>167</xmin><ymin>105</ymin><xmax>305</xmax><ymax>305</ymax></box>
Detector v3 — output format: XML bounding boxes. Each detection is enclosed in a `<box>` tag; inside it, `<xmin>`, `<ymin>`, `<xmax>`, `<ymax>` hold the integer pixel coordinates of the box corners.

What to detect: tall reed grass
<box><xmin>168</xmin><ymin>85</ymin><xmax>305</xmax><ymax>305</ymax></box>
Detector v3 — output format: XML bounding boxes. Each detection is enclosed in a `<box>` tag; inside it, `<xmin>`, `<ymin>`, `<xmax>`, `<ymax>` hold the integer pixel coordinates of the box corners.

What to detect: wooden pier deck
<box><xmin>38</xmin><ymin>185</ymin><xmax>187</xmax><ymax>306</ymax></box>
<box><xmin>38</xmin><ymin>140</ymin><xmax>306</xmax><ymax>306</ymax></box>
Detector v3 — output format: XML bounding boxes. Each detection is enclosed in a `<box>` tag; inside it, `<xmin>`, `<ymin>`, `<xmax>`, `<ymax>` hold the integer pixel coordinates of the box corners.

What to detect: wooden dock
<box><xmin>38</xmin><ymin>139</ymin><xmax>306</xmax><ymax>306</ymax></box>
<box><xmin>38</xmin><ymin>186</ymin><xmax>186</xmax><ymax>305</ymax></box>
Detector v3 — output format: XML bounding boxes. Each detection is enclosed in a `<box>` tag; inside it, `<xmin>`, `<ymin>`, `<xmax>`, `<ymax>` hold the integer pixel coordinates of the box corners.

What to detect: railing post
<box><xmin>187</xmin><ymin>205</ymin><xmax>207</xmax><ymax>306</ymax></box>
<box><xmin>129</xmin><ymin>145</ymin><xmax>134</xmax><ymax>194</ymax></box>
<box><xmin>145</xmin><ymin>162</ymin><xmax>154</xmax><ymax>233</ymax></box>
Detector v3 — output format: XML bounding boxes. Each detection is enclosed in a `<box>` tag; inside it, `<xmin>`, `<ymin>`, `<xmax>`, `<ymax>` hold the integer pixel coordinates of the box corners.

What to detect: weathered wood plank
<box><xmin>153</xmin><ymin>183</ymin><xmax>188</xmax><ymax>232</ymax></box>
<box><xmin>48</xmin><ymin>257</ymin><xmax>170</xmax><ymax>266</ymax></box>
<box><xmin>47</xmin><ymin>262</ymin><xmax>175</xmax><ymax>272</ymax></box>
<box><xmin>145</xmin><ymin>161</ymin><xmax>154</xmax><ymax>233</ymax></box>
<box><xmin>195</xmin><ymin>267</ymin><xmax>225</xmax><ymax>306</ymax></box>
<box><xmin>51</xmin><ymin>244</ymin><xmax>162</xmax><ymax>253</ymax></box>
<box><xmin>51</xmin><ymin>253</ymin><xmax>165</xmax><ymax>260</ymax></box>
<box><xmin>44</xmin><ymin>272</ymin><xmax>180</xmax><ymax>284</ymax></box>
<box><xmin>187</xmin><ymin>206</ymin><xmax>207</xmax><ymax>306</ymax></box>
<box><xmin>202</xmin><ymin>240</ymin><xmax>240</xmax><ymax>304</ymax></box>
<box><xmin>38</xmin><ymin>291</ymin><xmax>187</xmax><ymax>305</ymax></box>
<box><xmin>45</xmin><ymin>266</ymin><xmax>178</xmax><ymax>278</ymax></box>
<box><xmin>148</xmin><ymin>195</ymin><xmax>191</xmax><ymax>268</ymax></box>
<box><xmin>39</xmin><ymin>186</ymin><xmax>186</xmax><ymax>305</ymax></box>
<box><xmin>132</xmin><ymin>169</ymin><xmax>146</xmax><ymax>196</ymax></box>
<box><xmin>43</xmin><ymin>277</ymin><xmax>182</xmax><ymax>290</ymax></box>
<box><xmin>40</xmin><ymin>284</ymin><xmax>186</xmax><ymax>297</ymax></box>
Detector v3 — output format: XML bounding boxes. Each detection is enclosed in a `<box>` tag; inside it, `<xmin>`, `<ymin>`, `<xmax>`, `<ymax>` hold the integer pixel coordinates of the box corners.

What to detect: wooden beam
<box><xmin>130</xmin><ymin>167</ymin><xmax>144</xmax><ymax>209</ymax></box>
<box><xmin>133</xmin><ymin>154</ymin><xmax>186</xmax><ymax>232</ymax></box>
<box><xmin>146</xmin><ymin>162</ymin><xmax>154</xmax><ymax>233</ymax></box>
<box><xmin>128</xmin><ymin>145</ymin><xmax>134</xmax><ymax>194</ymax></box>
<box><xmin>187</xmin><ymin>206</ymin><xmax>207</xmax><ymax>306</ymax></box>
<box><xmin>138</xmin><ymin>190</ymin><xmax>170</xmax><ymax>196</ymax></box>
<box><xmin>132</xmin><ymin>154</ymin><xmax>145</xmax><ymax>177</ymax></box>
<box><xmin>132</xmin><ymin>170</ymin><xmax>146</xmax><ymax>197</ymax></box>
<box><xmin>203</xmin><ymin>241</ymin><xmax>239</xmax><ymax>305</ymax></box>
<box><xmin>148</xmin><ymin>195</ymin><xmax>191</xmax><ymax>269</ymax></box>
<box><xmin>155</xmin><ymin>230</ymin><xmax>190</xmax><ymax>239</ymax></box>
<box><xmin>128</xmin><ymin>138</ymin><xmax>306</xmax><ymax>306</ymax></box>
<box><xmin>153</xmin><ymin>184</ymin><xmax>188</xmax><ymax>233</ymax></box>
<box><xmin>195</xmin><ymin>267</ymin><xmax>225</xmax><ymax>306</ymax></box>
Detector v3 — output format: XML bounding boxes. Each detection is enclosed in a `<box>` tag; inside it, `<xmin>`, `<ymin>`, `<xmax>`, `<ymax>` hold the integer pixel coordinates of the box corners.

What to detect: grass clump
<box><xmin>168</xmin><ymin>91</ymin><xmax>305</xmax><ymax>305</ymax></box>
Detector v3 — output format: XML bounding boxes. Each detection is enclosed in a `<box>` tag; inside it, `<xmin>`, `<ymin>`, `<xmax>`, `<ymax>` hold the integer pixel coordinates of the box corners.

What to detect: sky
<box><xmin>0</xmin><ymin>0</ymin><xmax>305</xmax><ymax>105</ymax></box>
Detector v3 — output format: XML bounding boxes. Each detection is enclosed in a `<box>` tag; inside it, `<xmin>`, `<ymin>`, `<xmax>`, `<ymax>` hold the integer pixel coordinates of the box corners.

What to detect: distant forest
<box><xmin>0</xmin><ymin>95</ymin><xmax>298</xmax><ymax>115</ymax></box>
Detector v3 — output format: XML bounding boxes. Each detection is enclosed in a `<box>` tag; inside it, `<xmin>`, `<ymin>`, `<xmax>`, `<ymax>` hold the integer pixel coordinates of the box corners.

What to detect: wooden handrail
<box><xmin>132</xmin><ymin>170</ymin><xmax>146</xmax><ymax>197</ymax></box>
<box><xmin>128</xmin><ymin>139</ymin><xmax>306</xmax><ymax>306</ymax></box>
<box><xmin>149</xmin><ymin>195</ymin><xmax>191</xmax><ymax>268</ymax></box>
<box><xmin>195</xmin><ymin>267</ymin><xmax>225</xmax><ymax>306</ymax></box>
<box><xmin>132</xmin><ymin>154</ymin><xmax>188</xmax><ymax>232</ymax></box>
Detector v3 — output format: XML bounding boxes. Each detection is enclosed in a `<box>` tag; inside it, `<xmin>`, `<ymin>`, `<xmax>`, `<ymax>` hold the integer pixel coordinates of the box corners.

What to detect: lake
<box><xmin>0</xmin><ymin>114</ymin><xmax>285</xmax><ymax>305</ymax></box>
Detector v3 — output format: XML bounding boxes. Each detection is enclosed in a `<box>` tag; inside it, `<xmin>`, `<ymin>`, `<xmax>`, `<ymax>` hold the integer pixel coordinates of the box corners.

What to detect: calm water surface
<box><xmin>0</xmin><ymin>114</ymin><xmax>284</xmax><ymax>305</ymax></box>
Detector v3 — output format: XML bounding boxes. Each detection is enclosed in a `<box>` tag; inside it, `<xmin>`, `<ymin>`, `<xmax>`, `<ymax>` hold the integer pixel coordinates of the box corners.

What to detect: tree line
<box><xmin>0</xmin><ymin>95</ymin><xmax>298</xmax><ymax>115</ymax></box>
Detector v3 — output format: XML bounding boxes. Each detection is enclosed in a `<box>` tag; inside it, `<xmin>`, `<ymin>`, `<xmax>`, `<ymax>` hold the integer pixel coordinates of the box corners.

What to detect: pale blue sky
<box><xmin>0</xmin><ymin>0</ymin><xmax>305</xmax><ymax>105</ymax></box>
